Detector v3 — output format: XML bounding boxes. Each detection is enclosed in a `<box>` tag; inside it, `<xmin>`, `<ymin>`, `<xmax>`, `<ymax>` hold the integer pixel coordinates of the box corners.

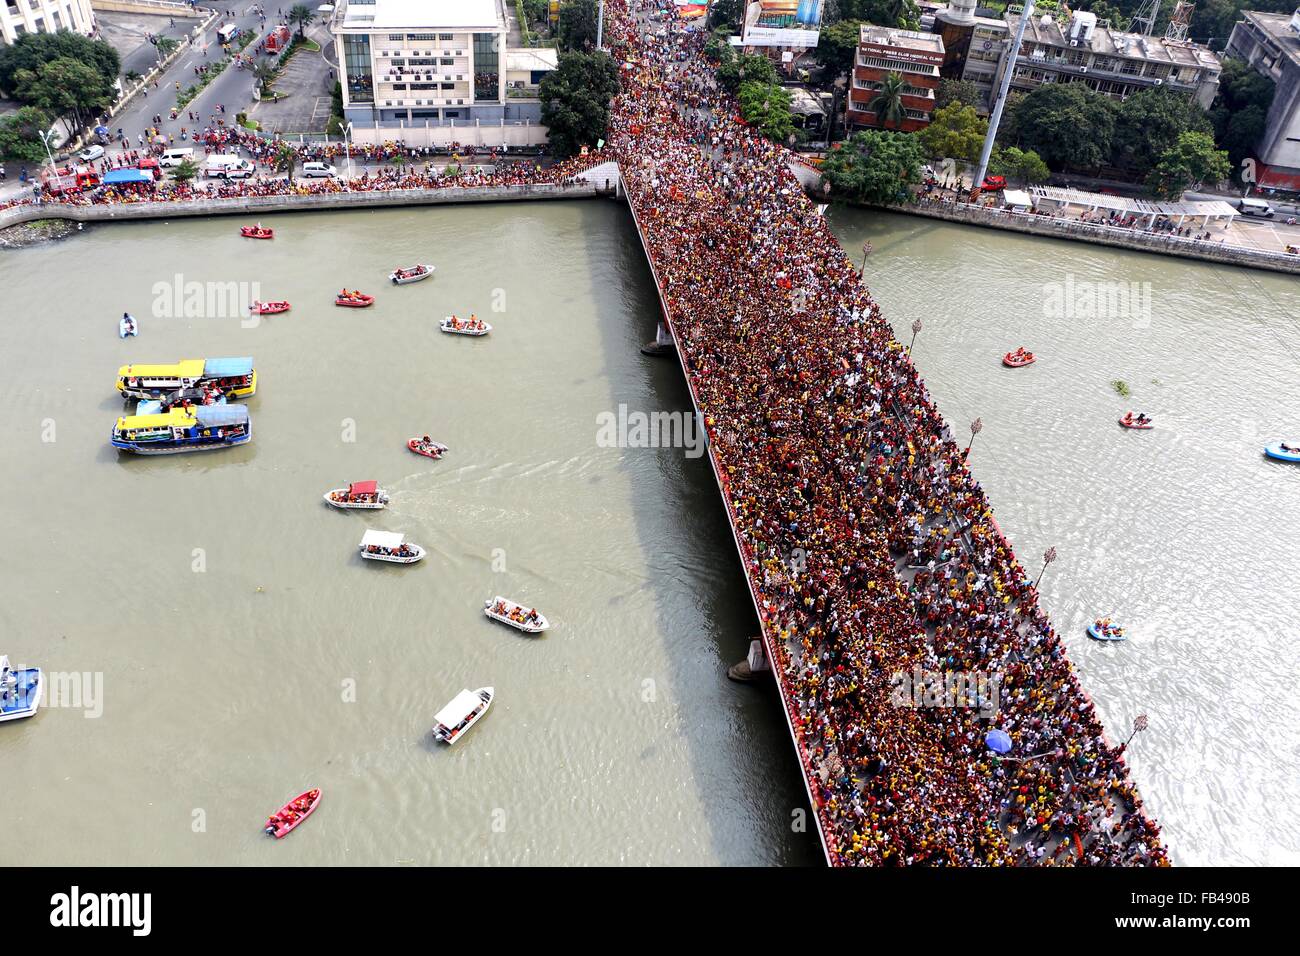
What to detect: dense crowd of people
<box><xmin>606</xmin><ymin>0</ymin><xmax>1166</xmax><ymax>866</ymax></box>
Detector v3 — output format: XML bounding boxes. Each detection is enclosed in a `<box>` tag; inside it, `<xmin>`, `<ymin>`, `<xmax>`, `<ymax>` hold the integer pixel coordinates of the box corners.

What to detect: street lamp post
<box><xmin>1034</xmin><ymin>546</ymin><xmax>1057</xmax><ymax>588</ymax></box>
<box><xmin>343</xmin><ymin>121</ymin><xmax>354</xmax><ymax>187</ymax></box>
<box><xmin>908</xmin><ymin>318</ymin><xmax>922</xmax><ymax>353</ymax></box>
<box><xmin>966</xmin><ymin>417</ymin><xmax>983</xmax><ymax>454</ymax></box>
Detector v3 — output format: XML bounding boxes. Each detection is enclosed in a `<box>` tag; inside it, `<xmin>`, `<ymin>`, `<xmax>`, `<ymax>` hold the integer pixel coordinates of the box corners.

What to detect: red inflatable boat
<box><xmin>407</xmin><ymin>437</ymin><xmax>448</xmax><ymax>459</ymax></box>
<box><xmin>1003</xmin><ymin>350</ymin><xmax>1035</xmax><ymax>367</ymax></box>
<box><xmin>335</xmin><ymin>293</ymin><xmax>375</xmax><ymax>308</ymax></box>
<box><xmin>263</xmin><ymin>788</ymin><xmax>321</xmax><ymax>839</ymax></box>
<box><xmin>240</xmin><ymin>226</ymin><xmax>274</xmax><ymax>239</ymax></box>
<box><xmin>1118</xmin><ymin>416</ymin><xmax>1153</xmax><ymax>430</ymax></box>
<box><xmin>250</xmin><ymin>300</ymin><xmax>290</xmax><ymax>315</ymax></box>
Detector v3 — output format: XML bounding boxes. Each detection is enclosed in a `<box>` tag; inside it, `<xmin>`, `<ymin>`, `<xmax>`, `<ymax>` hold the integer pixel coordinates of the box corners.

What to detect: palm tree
<box><xmin>252</xmin><ymin>62</ymin><xmax>277</xmax><ymax>96</ymax></box>
<box><xmin>273</xmin><ymin>142</ymin><xmax>297</xmax><ymax>180</ymax></box>
<box><xmin>868</xmin><ymin>72</ymin><xmax>907</xmax><ymax>130</ymax></box>
<box><xmin>287</xmin><ymin>4</ymin><xmax>315</xmax><ymax>40</ymax></box>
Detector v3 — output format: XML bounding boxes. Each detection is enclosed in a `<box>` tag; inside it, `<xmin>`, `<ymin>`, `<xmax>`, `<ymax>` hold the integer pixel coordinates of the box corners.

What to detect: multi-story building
<box><xmin>933</xmin><ymin>6</ymin><xmax>1221</xmax><ymax>113</ymax></box>
<box><xmin>332</xmin><ymin>0</ymin><xmax>551</xmax><ymax>143</ymax></box>
<box><xmin>1225</xmin><ymin>8</ymin><xmax>1300</xmax><ymax>186</ymax></box>
<box><xmin>847</xmin><ymin>25</ymin><xmax>945</xmax><ymax>133</ymax></box>
<box><xmin>1</xmin><ymin>0</ymin><xmax>95</xmax><ymax>45</ymax></box>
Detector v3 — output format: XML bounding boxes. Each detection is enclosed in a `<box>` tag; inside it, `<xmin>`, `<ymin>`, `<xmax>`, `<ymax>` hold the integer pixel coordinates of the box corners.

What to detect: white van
<box><xmin>1239</xmin><ymin>197</ymin><xmax>1275</xmax><ymax>218</ymax></box>
<box><xmin>205</xmin><ymin>155</ymin><xmax>254</xmax><ymax>179</ymax></box>
<box><xmin>302</xmin><ymin>162</ymin><xmax>337</xmax><ymax>178</ymax></box>
<box><xmin>159</xmin><ymin>147</ymin><xmax>194</xmax><ymax>168</ymax></box>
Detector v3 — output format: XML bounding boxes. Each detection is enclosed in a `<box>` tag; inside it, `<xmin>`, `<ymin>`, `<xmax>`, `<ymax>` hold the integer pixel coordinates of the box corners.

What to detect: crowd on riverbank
<box><xmin>607</xmin><ymin>0</ymin><xmax>1167</xmax><ymax>865</ymax></box>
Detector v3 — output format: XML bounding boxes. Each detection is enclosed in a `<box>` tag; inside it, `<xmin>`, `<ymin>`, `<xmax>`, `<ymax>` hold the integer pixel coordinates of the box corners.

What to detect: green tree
<box><xmin>12</xmin><ymin>56</ymin><xmax>116</xmax><ymax>131</ymax></box>
<box><xmin>288</xmin><ymin>4</ymin><xmax>316</xmax><ymax>40</ymax></box>
<box><xmin>820</xmin><ymin>128</ymin><xmax>924</xmax><ymax>205</ymax></box>
<box><xmin>990</xmin><ymin>145</ymin><xmax>1050</xmax><ymax>184</ymax></box>
<box><xmin>935</xmin><ymin>78</ymin><xmax>981</xmax><ymax>111</ymax></box>
<box><xmin>738</xmin><ymin>80</ymin><xmax>796</xmax><ymax>143</ymax></box>
<box><xmin>917</xmin><ymin>100</ymin><xmax>987</xmax><ymax>162</ymax></box>
<box><xmin>837</xmin><ymin>0</ymin><xmax>920</xmax><ymax>29</ymax></box>
<box><xmin>1076</xmin><ymin>0</ymin><xmax>1130</xmax><ymax>29</ymax></box>
<box><xmin>718</xmin><ymin>53</ymin><xmax>778</xmax><ymax>93</ymax></box>
<box><xmin>1144</xmin><ymin>130</ymin><xmax>1231</xmax><ymax>198</ymax></box>
<box><xmin>539</xmin><ymin>50</ymin><xmax>621</xmax><ymax>157</ymax></box>
<box><xmin>867</xmin><ymin>72</ymin><xmax>907</xmax><ymax>129</ymax></box>
<box><xmin>0</xmin><ymin>105</ymin><xmax>52</xmax><ymax>163</ymax></box>
<box><xmin>814</xmin><ymin>20</ymin><xmax>864</xmax><ymax>78</ymax></box>
<box><xmin>710</xmin><ymin>0</ymin><xmax>743</xmax><ymax>29</ymax></box>
<box><xmin>1010</xmin><ymin>82</ymin><xmax>1116</xmax><ymax>170</ymax></box>
<box><xmin>1111</xmin><ymin>85</ymin><xmax>1212</xmax><ymax>175</ymax></box>
<box><xmin>1209</xmin><ymin>57</ymin><xmax>1275</xmax><ymax>176</ymax></box>
<box><xmin>273</xmin><ymin>141</ymin><xmax>298</xmax><ymax>179</ymax></box>
<box><xmin>559</xmin><ymin>0</ymin><xmax>600</xmax><ymax>52</ymax></box>
<box><xmin>171</xmin><ymin>156</ymin><xmax>200</xmax><ymax>184</ymax></box>
<box><xmin>155</xmin><ymin>37</ymin><xmax>179</xmax><ymax>59</ymax></box>
<box><xmin>0</xmin><ymin>31</ymin><xmax>120</xmax><ymax>99</ymax></box>
<box><xmin>253</xmin><ymin>61</ymin><xmax>277</xmax><ymax>95</ymax></box>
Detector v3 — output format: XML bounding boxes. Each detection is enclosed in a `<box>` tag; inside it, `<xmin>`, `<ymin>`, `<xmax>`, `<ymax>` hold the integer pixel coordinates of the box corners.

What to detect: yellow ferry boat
<box><xmin>116</xmin><ymin>357</ymin><xmax>257</xmax><ymax>400</ymax></box>
<box><xmin>111</xmin><ymin>404</ymin><xmax>251</xmax><ymax>455</ymax></box>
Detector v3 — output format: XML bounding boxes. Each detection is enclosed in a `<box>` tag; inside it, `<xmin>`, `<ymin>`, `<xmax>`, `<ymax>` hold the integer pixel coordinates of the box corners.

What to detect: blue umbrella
<box><xmin>985</xmin><ymin>729</ymin><xmax>1013</xmax><ymax>754</ymax></box>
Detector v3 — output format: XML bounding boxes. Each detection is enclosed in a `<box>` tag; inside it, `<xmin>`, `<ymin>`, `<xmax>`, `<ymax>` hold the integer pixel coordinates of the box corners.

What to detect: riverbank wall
<box><xmin>0</xmin><ymin>178</ymin><xmax>620</xmax><ymax>234</ymax></box>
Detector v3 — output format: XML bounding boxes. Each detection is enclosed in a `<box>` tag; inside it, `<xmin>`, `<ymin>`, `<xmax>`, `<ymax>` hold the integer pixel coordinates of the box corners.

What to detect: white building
<box><xmin>1225</xmin><ymin>9</ymin><xmax>1300</xmax><ymax>186</ymax></box>
<box><xmin>1</xmin><ymin>0</ymin><xmax>96</xmax><ymax>45</ymax></box>
<box><xmin>331</xmin><ymin>0</ymin><xmax>553</xmax><ymax>145</ymax></box>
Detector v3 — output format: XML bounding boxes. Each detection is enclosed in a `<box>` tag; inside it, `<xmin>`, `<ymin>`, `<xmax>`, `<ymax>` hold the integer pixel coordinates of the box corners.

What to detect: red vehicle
<box><xmin>981</xmin><ymin>175</ymin><xmax>1007</xmax><ymax>192</ymax></box>
<box><xmin>264</xmin><ymin>24</ymin><xmax>292</xmax><ymax>53</ymax></box>
<box><xmin>263</xmin><ymin>788</ymin><xmax>321</xmax><ymax>839</ymax></box>
<box><xmin>136</xmin><ymin>157</ymin><xmax>163</xmax><ymax>181</ymax></box>
<box><xmin>41</xmin><ymin>164</ymin><xmax>101</xmax><ymax>195</ymax></box>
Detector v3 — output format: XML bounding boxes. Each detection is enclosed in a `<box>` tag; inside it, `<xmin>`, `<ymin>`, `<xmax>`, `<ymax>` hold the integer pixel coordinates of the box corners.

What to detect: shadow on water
<box><xmin>579</xmin><ymin>198</ymin><xmax>820</xmax><ymax>866</ymax></box>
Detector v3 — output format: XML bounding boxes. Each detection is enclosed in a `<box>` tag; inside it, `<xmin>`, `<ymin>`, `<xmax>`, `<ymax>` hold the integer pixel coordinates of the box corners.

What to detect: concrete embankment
<box><xmin>0</xmin><ymin>180</ymin><xmax>618</xmax><ymax>235</ymax></box>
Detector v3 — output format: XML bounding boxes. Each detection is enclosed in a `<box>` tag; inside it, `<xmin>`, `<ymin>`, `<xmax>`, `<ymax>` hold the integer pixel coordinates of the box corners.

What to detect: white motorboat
<box><xmin>440</xmin><ymin>316</ymin><xmax>492</xmax><ymax>337</ymax></box>
<box><xmin>358</xmin><ymin>529</ymin><xmax>425</xmax><ymax>564</ymax></box>
<box><xmin>119</xmin><ymin>313</ymin><xmax>138</xmax><ymax>338</ymax></box>
<box><xmin>389</xmin><ymin>264</ymin><xmax>434</xmax><ymax>285</ymax></box>
<box><xmin>432</xmin><ymin>687</ymin><xmax>494</xmax><ymax>745</ymax></box>
<box><xmin>324</xmin><ymin>480</ymin><xmax>390</xmax><ymax>510</ymax></box>
<box><xmin>0</xmin><ymin>655</ymin><xmax>43</xmax><ymax>723</ymax></box>
<box><xmin>483</xmin><ymin>596</ymin><xmax>550</xmax><ymax>634</ymax></box>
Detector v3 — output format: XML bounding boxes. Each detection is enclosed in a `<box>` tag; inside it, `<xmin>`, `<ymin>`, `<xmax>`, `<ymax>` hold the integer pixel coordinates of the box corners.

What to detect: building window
<box><xmin>408</xmin><ymin>33</ymin><xmax>435</xmax><ymax>41</ymax></box>
<box><xmin>343</xmin><ymin>33</ymin><xmax>374</xmax><ymax>104</ymax></box>
<box><xmin>473</xmin><ymin>32</ymin><xmax>499</xmax><ymax>102</ymax></box>
<box><xmin>439</xmin><ymin>33</ymin><xmax>454</xmax><ymax>41</ymax></box>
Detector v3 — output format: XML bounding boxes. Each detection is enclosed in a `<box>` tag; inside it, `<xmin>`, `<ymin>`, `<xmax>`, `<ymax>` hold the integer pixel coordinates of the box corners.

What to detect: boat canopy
<box><xmin>360</xmin><ymin>529</ymin><xmax>404</xmax><ymax>548</ymax></box>
<box><xmin>349</xmin><ymin>480</ymin><xmax>378</xmax><ymax>496</ymax></box>
<box><xmin>119</xmin><ymin>359</ymin><xmax>205</xmax><ymax>380</ymax></box>
<box><xmin>116</xmin><ymin>407</ymin><xmax>198</xmax><ymax>430</ymax></box>
<box><xmin>194</xmin><ymin>405</ymin><xmax>250</xmax><ymax>427</ymax></box>
<box><xmin>204</xmin><ymin>357</ymin><xmax>254</xmax><ymax>377</ymax></box>
<box><xmin>434</xmin><ymin>689</ymin><xmax>482</xmax><ymax>728</ymax></box>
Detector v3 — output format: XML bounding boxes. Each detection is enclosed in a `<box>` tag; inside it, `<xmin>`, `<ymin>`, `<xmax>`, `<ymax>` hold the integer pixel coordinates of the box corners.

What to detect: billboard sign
<box><xmin>740</xmin><ymin>0</ymin><xmax>823</xmax><ymax>49</ymax></box>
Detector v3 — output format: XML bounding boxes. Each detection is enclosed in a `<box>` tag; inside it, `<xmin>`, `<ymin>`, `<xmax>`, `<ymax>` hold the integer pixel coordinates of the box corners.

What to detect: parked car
<box><xmin>79</xmin><ymin>144</ymin><xmax>106</xmax><ymax>162</ymax></box>
<box><xmin>302</xmin><ymin>162</ymin><xmax>338</xmax><ymax>179</ymax></box>
<box><xmin>981</xmin><ymin>175</ymin><xmax>1007</xmax><ymax>192</ymax></box>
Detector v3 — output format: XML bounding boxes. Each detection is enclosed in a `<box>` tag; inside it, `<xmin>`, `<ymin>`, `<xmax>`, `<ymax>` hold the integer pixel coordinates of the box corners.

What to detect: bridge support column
<box><xmin>727</xmin><ymin>638</ymin><xmax>772</xmax><ymax>683</ymax></box>
<box><xmin>640</xmin><ymin>320</ymin><xmax>675</xmax><ymax>357</ymax></box>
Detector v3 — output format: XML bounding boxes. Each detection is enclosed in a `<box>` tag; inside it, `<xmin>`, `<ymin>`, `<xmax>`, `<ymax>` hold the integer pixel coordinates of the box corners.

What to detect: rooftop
<box><xmin>340</xmin><ymin>0</ymin><xmax>503</xmax><ymax>30</ymax></box>
<box><xmin>1020</xmin><ymin>14</ymin><xmax>1221</xmax><ymax>68</ymax></box>
<box><xmin>1239</xmin><ymin>10</ymin><xmax>1300</xmax><ymax>67</ymax></box>
<box><xmin>860</xmin><ymin>25</ymin><xmax>946</xmax><ymax>54</ymax></box>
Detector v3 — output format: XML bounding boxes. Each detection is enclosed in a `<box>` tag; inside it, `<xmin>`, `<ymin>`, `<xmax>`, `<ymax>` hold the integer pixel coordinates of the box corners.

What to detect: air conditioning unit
<box><xmin>1079</xmin><ymin>66</ymin><xmax>1089</xmax><ymax>73</ymax></box>
<box><xmin>1154</xmin><ymin>78</ymin><xmax>1163</xmax><ymax>84</ymax></box>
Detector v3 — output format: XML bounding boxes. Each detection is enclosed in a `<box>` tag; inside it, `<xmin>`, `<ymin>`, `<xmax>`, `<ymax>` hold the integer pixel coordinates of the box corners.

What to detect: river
<box><xmin>2</xmin><ymin>201</ymin><xmax>1296</xmax><ymax>866</ymax></box>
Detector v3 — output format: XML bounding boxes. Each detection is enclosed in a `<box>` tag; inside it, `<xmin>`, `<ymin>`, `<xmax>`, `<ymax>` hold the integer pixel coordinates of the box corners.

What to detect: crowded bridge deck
<box><xmin>607</xmin><ymin>0</ymin><xmax>1167</xmax><ymax>866</ymax></box>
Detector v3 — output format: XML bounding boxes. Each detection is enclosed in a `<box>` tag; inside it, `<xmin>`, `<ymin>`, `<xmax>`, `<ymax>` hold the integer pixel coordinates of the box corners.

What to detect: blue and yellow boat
<box><xmin>111</xmin><ymin>404</ymin><xmax>252</xmax><ymax>455</ymax></box>
<box><xmin>116</xmin><ymin>357</ymin><xmax>257</xmax><ymax>400</ymax></box>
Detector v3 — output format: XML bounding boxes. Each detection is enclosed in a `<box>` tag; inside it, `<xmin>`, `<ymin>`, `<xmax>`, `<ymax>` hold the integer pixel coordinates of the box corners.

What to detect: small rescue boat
<box><xmin>1087</xmin><ymin>620</ymin><xmax>1127</xmax><ymax>642</ymax></box>
<box><xmin>1264</xmin><ymin>443</ymin><xmax>1300</xmax><ymax>463</ymax></box>
<box><xmin>1003</xmin><ymin>349</ymin><xmax>1034</xmax><ymax>367</ymax></box>
<box><xmin>484</xmin><ymin>596</ymin><xmax>550</xmax><ymax>634</ymax></box>
<box><xmin>250</xmin><ymin>300</ymin><xmax>291</xmax><ymax>315</ymax></box>
<box><xmin>358</xmin><ymin>529</ymin><xmax>425</xmax><ymax>564</ymax></box>
<box><xmin>324</xmin><ymin>480</ymin><xmax>389</xmax><ymax>510</ymax></box>
<box><xmin>407</xmin><ymin>437</ymin><xmax>448</xmax><ymax>459</ymax></box>
<box><xmin>263</xmin><ymin>788</ymin><xmax>321</xmax><ymax>838</ymax></box>
<box><xmin>119</xmin><ymin>313</ymin><xmax>138</xmax><ymax>338</ymax></box>
<box><xmin>335</xmin><ymin>291</ymin><xmax>375</xmax><ymax>308</ymax></box>
<box><xmin>241</xmin><ymin>226</ymin><xmax>274</xmax><ymax>239</ymax></box>
<box><xmin>1118</xmin><ymin>414</ymin><xmax>1153</xmax><ymax>430</ymax></box>
<box><xmin>389</xmin><ymin>264</ymin><xmax>434</xmax><ymax>285</ymax></box>
<box><xmin>432</xmin><ymin>687</ymin><xmax>494</xmax><ymax>745</ymax></box>
<box><xmin>440</xmin><ymin>316</ymin><xmax>491</xmax><ymax>336</ymax></box>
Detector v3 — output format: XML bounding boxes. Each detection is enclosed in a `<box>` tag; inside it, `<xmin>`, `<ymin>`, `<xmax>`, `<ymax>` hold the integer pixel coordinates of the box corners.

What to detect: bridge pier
<box><xmin>727</xmin><ymin>638</ymin><xmax>772</xmax><ymax>683</ymax></box>
<box><xmin>640</xmin><ymin>320</ymin><xmax>676</xmax><ymax>357</ymax></box>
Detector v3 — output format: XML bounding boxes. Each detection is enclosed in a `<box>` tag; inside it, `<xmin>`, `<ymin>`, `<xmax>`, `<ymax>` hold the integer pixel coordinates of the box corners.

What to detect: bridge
<box><xmin>606</xmin><ymin>0</ymin><xmax>1168</xmax><ymax>866</ymax></box>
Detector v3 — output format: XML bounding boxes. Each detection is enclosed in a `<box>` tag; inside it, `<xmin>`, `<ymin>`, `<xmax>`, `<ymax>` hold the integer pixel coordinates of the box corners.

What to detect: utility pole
<box><xmin>972</xmin><ymin>1</ymin><xmax>1035</xmax><ymax>192</ymax></box>
<box><xmin>597</xmin><ymin>0</ymin><xmax>604</xmax><ymax>51</ymax></box>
